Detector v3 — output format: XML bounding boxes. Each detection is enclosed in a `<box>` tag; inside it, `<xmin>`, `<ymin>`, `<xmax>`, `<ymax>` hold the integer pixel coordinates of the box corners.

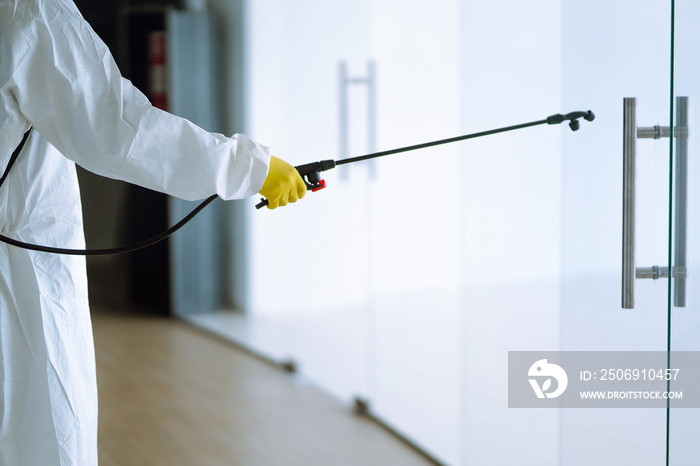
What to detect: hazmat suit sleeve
<box><xmin>4</xmin><ymin>0</ymin><xmax>269</xmax><ymax>201</ymax></box>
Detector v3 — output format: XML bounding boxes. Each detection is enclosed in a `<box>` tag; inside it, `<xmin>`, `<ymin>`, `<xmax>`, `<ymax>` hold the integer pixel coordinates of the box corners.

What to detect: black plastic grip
<box><xmin>295</xmin><ymin>159</ymin><xmax>336</xmax><ymax>176</ymax></box>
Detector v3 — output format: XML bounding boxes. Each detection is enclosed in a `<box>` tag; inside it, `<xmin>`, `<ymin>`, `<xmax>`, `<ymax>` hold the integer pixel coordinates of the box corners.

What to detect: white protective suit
<box><xmin>0</xmin><ymin>0</ymin><xmax>270</xmax><ymax>464</ymax></box>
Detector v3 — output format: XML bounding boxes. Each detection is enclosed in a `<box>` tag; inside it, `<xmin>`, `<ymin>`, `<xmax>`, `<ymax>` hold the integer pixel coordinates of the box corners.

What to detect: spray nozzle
<box><xmin>547</xmin><ymin>110</ymin><xmax>595</xmax><ymax>131</ymax></box>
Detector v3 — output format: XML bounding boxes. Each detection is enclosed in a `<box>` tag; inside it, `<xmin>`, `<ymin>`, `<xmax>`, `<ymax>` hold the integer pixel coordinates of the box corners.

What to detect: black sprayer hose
<box><xmin>0</xmin><ymin>195</ymin><xmax>217</xmax><ymax>256</ymax></box>
<box><xmin>0</xmin><ymin>128</ymin><xmax>219</xmax><ymax>256</ymax></box>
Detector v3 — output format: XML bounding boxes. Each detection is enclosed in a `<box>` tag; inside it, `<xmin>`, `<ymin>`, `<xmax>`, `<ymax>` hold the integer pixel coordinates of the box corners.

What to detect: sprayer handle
<box><xmin>255</xmin><ymin>159</ymin><xmax>336</xmax><ymax>210</ymax></box>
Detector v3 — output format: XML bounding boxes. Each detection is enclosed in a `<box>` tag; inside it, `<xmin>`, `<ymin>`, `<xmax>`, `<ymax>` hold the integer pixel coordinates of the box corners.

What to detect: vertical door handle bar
<box><xmin>366</xmin><ymin>60</ymin><xmax>377</xmax><ymax>179</ymax></box>
<box><xmin>339</xmin><ymin>61</ymin><xmax>349</xmax><ymax>180</ymax></box>
<box><xmin>338</xmin><ymin>61</ymin><xmax>378</xmax><ymax>179</ymax></box>
<box><xmin>622</xmin><ymin>98</ymin><xmax>637</xmax><ymax>309</ymax></box>
<box><xmin>674</xmin><ymin>96</ymin><xmax>689</xmax><ymax>307</ymax></box>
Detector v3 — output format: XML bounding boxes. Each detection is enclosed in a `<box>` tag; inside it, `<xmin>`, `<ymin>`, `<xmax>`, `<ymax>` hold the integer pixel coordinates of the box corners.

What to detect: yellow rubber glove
<box><xmin>259</xmin><ymin>155</ymin><xmax>307</xmax><ymax>209</ymax></box>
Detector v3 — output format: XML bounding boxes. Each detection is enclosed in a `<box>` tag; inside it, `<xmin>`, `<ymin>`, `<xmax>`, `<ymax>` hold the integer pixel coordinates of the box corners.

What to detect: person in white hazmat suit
<box><xmin>0</xmin><ymin>0</ymin><xmax>307</xmax><ymax>464</ymax></box>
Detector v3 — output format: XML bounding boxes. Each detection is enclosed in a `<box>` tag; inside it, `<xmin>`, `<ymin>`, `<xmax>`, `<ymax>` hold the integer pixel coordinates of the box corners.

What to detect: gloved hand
<box><xmin>259</xmin><ymin>156</ymin><xmax>307</xmax><ymax>209</ymax></box>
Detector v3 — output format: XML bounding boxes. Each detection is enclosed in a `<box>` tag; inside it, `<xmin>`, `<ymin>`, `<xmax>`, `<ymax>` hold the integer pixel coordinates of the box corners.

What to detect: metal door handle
<box><xmin>674</xmin><ymin>96</ymin><xmax>689</xmax><ymax>307</ymax></box>
<box><xmin>338</xmin><ymin>61</ymin><xmax>377</xmax><ymax>179</ymax></box>
<box><xmin>621</xmin><ymin>97</ymin><xmax>689</xmax><ymax>309</ymax></box>
<box><xmin>622</xmin><ymin>98</ymin><xmax>637</xmax><ymax>309</ymax></box>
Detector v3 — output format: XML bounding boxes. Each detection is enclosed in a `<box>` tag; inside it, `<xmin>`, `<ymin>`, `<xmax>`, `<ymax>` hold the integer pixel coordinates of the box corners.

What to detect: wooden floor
<box><xmin>92</xmin><ymin>308</ymin><xmax>433</xmax><ymax>466</ymax></box>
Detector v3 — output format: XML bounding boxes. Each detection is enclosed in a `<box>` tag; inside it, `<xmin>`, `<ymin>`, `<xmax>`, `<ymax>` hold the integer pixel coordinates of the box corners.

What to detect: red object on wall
<box><xmin>148</xmin><ymin>31</ymin><xmax>168</xmax><ymax>111</ymax></box>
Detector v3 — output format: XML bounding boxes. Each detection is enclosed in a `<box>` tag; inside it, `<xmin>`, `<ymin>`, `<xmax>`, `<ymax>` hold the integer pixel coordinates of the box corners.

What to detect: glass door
<box><xmin>669</xmin><ymin>1</ymin><xmax>700</xmax><ymax>464</ymax></box>
<box><xmin>560</xmin><ymin>1</ymin><xmax>673</xmax><ymax>464</ymax></box>
<box><xmin>207</xmin><ymin>1</ymin><xmax>686</xmax><ymax>464</ymax></box>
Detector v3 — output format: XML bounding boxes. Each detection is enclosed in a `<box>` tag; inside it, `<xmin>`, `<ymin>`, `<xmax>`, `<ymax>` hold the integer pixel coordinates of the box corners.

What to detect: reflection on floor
<box><xmin>92</xmin><ymin>307</ymin><xmax>432</xmax><ymax>466</ymax></box>
<box><xmin>183</xmin><ymin>297</ymin><xmax>463</xmax><ymax>464</ymax></box>
<box><xmin>184</xmin><ymin>281</ymin><xmax>562</xmax><ymax>465</ymax></box>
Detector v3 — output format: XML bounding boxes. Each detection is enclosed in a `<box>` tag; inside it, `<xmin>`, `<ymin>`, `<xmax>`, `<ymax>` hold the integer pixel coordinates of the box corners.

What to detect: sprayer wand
<box><xmin>256</xmin><ymin>110</ymin><xmax>595</xmax><ymax>209</ymax></box>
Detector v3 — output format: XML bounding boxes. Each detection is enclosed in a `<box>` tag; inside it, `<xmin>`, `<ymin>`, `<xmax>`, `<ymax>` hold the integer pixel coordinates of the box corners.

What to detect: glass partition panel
<box><xmin>669</xmin><ymin>1</ymin><xmax>700</xmax><ymax>464</ymax></box>
<box><xmin>560</xmin><ymin>1</ymin><xmax>672</xmax><ymax>464</ymax></box>
<box><xmin>197</xmin><ymin>1</ymin><xmax>682</xmax><ymax>465</ymax></box>
<box><xmin>245</xmin><ymin>0</ymin><xmax>375</xmax><ymax>402</ymax></box>
<box><xmin>367</xmin><ymin>1</ymin><xmax>462</xmax><ymax>462</ymax></box>
<box><xmin>458</xmin><ymin>2</ymin><xmax>563</xmax><ymax>463</ymax></box>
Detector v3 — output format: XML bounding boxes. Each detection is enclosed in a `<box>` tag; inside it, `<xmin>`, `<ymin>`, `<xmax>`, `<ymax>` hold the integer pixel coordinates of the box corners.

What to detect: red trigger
<box><xmin>311</xmin><ymin>179</ymin><xmax>327</xmax><ymax>192</ymax></box>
